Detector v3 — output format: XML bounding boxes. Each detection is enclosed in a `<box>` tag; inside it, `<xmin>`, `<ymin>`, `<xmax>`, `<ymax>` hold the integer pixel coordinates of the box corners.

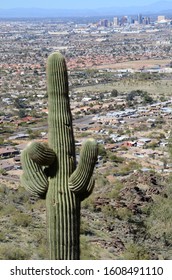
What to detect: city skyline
<box><xmin>0</xmin><ymin>0</ymin><xmax>169</xmax><ymax>10</ymax></box>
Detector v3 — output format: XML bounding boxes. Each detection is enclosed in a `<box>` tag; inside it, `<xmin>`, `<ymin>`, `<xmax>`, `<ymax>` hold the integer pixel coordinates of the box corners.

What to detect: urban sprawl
<box><xmin>1</xmin><ymin>13</ymin><xmax>172</xmax><ymax>187</ymax></box>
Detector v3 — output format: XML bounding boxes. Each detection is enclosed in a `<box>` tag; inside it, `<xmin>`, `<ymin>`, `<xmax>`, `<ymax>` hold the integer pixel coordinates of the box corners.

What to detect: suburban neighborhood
<box><xmin>1</xmin><ymin>15</ymin><xmax>172</xmax><ymax>184</ymax></box>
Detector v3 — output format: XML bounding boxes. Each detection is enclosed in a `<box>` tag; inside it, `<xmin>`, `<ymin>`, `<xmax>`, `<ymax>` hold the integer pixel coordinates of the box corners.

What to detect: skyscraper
<box><xmin>138</xmin><ymin>14</ymin><xmax>143</xmax><ymax>24</ymax></box>
<box><xmin>113</xmin><ymin>17</ymin><xmax>119</xmax><ymax>26</ymax></box>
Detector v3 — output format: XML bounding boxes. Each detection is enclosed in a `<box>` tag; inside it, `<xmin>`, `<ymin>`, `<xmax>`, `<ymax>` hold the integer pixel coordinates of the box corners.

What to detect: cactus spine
<box><xmin>21</xmin><ymin>52</ymin><xmax>98</xmax><ymax>260</ymax></box>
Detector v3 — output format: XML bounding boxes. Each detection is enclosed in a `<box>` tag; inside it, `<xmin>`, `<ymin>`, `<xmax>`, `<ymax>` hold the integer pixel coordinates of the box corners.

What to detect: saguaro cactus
<box><xmin>21</xmin><ymin>52</ymin><xmax>98</xmax><ymax>260</ymax></box>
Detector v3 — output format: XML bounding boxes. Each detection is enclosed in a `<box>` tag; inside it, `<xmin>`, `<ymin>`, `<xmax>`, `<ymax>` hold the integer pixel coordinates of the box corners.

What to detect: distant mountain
<box><xmin>0</xmin><ymin>8</ymin><xmax>98</xmax><ymax>18</ymax></box>
<box><xmin>0</xmin><ymin>1</ymin><xmax>172</xmax><ymax>17</ymax></box>
<box><xmin>96</xmin><ymin>1</ymin><xmax>172</xmax><ymax>15</ymax></box>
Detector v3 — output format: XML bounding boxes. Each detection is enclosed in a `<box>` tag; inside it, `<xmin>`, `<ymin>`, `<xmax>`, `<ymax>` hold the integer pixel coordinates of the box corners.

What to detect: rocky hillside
<box><xmin>0</xmin><ymin>170</ymin><xmax>171</xmax><ymax>259</ymax></box>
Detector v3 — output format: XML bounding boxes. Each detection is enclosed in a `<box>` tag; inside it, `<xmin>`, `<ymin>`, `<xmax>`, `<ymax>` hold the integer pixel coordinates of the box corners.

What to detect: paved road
<box><xmin>8</xmin><ymin>115</ymin><xmax>95</xmax><ymax>139</ymax></box>
<box><xmin>74</xmin><ymin>115</ymin><xmax>95</xmax><ymax>125</ymax></box>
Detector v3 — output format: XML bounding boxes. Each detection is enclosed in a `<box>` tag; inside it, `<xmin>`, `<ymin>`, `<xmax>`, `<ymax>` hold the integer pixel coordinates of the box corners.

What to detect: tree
<box><xmin>14</xmin><ymin>97</ymin><xmax>26</xmax><ymax>109</ymax></box>
<box><xmin>111</xmin><ymin>89</ymin><xmax>118</xmax><ymax>97</ymax></box>
<box><xmin>18</xmin><ymin>109</ymin><xmax>26</xmax><ymax>118</ymax></box>
<box><xmin>142</xmin><ymin>92</ymin><xmax>154</xmax><ymax>105</ymax></box>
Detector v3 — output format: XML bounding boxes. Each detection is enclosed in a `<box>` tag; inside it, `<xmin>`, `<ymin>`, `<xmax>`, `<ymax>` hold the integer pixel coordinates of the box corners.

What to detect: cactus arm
<box><xmin>79</xmin><ymin>177</ymin><xmax>95</xmax><ymax>201</ymax></box>
<box><xmin>20</xmin><ymin>173</ymin><xmax>45</xmax><ymax>198</ymax></box>
<box><xmin>27</xmin><ymin>141</ymin><xmax>56</xmax><ymax>166</ymax></box>
<box><xmin>21</xmin><ymin>149</ymin><xmax>48</xmax><ymax>198</ymax></box>
<box><xmin>69</xmin><ymin>138</ymin><xmax>98</xmax><ymax>195</ymax></box>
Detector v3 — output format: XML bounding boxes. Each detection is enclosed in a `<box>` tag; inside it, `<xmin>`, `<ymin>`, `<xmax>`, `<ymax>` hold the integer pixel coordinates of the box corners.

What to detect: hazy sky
<box><xmin>0</xmin><ymin>0</ymin><xmax>164</xmax><ymax>9</ymax></box>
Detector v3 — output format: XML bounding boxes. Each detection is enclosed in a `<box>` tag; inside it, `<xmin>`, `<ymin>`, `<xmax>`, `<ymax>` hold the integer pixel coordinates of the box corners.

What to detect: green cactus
<box><xmin>21</xmin><ymin>52</ymin><xmax>98</xmax><ymax>260</ymax></box>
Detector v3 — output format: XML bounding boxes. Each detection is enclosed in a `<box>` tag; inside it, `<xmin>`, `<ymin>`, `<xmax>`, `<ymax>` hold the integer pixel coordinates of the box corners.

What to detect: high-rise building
<box><xmin>128</xmin><ymin>16</ymin><xmax>134</xmax><ymax>24</ymax></box>
<box><xmin>99</xmin><ymin>19</ymin><xmax>109</xmax><ymax>27</ymax></box>
<box><xmin>113</xmin><ymin>17</ymin><xmax>119</xmax><ymax>26</ymax></box>
<box><xmin>157</xmin><ymin>15</ymin><xmax>166</xmax><ymax>22</ymax></box>
<box><xmin>143</xmin><ymin>17</ymin><xmax>151</xmax><ymax>25</ymax></box>
<box><xmin>120</xmin><ymin>16</ymin><xmax>127</xmax><ymax>25</ymax></box>
<box><xmin>138</xmin><ymin>14</ymin><xmax>143</xmax><ymax>24</ymax></box>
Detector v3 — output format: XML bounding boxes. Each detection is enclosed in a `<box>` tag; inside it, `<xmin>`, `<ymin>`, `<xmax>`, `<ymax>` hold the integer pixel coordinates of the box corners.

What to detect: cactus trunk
<box><xmin>46</xmin><ymin>53</ymin><xmax>80</xmax><ymax>259</ymax></box>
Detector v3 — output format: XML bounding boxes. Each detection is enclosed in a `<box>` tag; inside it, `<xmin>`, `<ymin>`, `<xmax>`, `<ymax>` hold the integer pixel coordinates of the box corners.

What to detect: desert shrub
<box><xmin>0</xmin><ymin>232</ymin><xmax>5</xmax><ymax>242</ymax></box>
<box><xmin>33</xmin><ymin>231</ymin><xmax>48</xmax><ymax>259</ymax></box>
<box><xmin>80</xmin><ymin>236</ymin><xmax>97</xmax><ymax>260</ymax></box>
<box><xmin>108</xmin><ymin>181</ymin><xmax>124</xmax><ymax>199</ymax></box>
<box><xmin>81</xmin><ymin>194</ymin><xmax>97</xmax><ymax>211</ymax></box>
<box><xmin>11</xmin><ymin>211</ymin><xmax>32</xmax><ymax>227</ymax></box>
<box><xmin>109</xmin><ymin>154</ymin><xmax>124</xmax><ymax>163</ymax></box>
<box><xmin>96</xmin><ymin>174</ymin><xmax>109</xmax><ymax>188</ymax></box>
<box><xmin>98</xmin><ymin>144</ymin><xmax>107</xmax><ymax>158</ymax></box>
<box><xmin>116</xmin><ymin>207</ymin><xmax>132</xmax><ymax>221</ymax></box>
<box><xmin>0</xmin><ymin>184</ymin><xmax>10</xmax><ymax>196</ymax></box>
<box><xmin>36</xmin><ymin>243</ymin><xmax>49</xmax><ymax>259</ymax></box>
<box><xmin>8</xmin><ymin>187</ymin><xmax>30</xmax><ymax>204</ymax></box>
<box><xmin>0</xmin><ymin>204</ymin><xmax>17</xmax><ymax>217</ymax></box>
<box><xmin>0</xmin><ymin>244</ymin><xmax>30</xmax><ymax>260</ymax></box>
<box><xmin>0</xmin><ymin>202</ymin><xmax>4</xmax><ymax>211</ymax></box>
<box><xmin>33</xmin><ymin>199</ymin><xmax>46</xmax><ymax>213</ymax></box>
<box><xmin>121</xmin><ymin>243</ymin><xmax>150</xmax><ymax>260</ymax></box>
<box><xmin>102</xmin><ymin>204</ymin><xmax>117</xmax><ymax>218</ymax></box>
<box><xmin>80</xmin><ymin>219</ymin><xmax>94</xmax><ymax>236</ymax></box>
